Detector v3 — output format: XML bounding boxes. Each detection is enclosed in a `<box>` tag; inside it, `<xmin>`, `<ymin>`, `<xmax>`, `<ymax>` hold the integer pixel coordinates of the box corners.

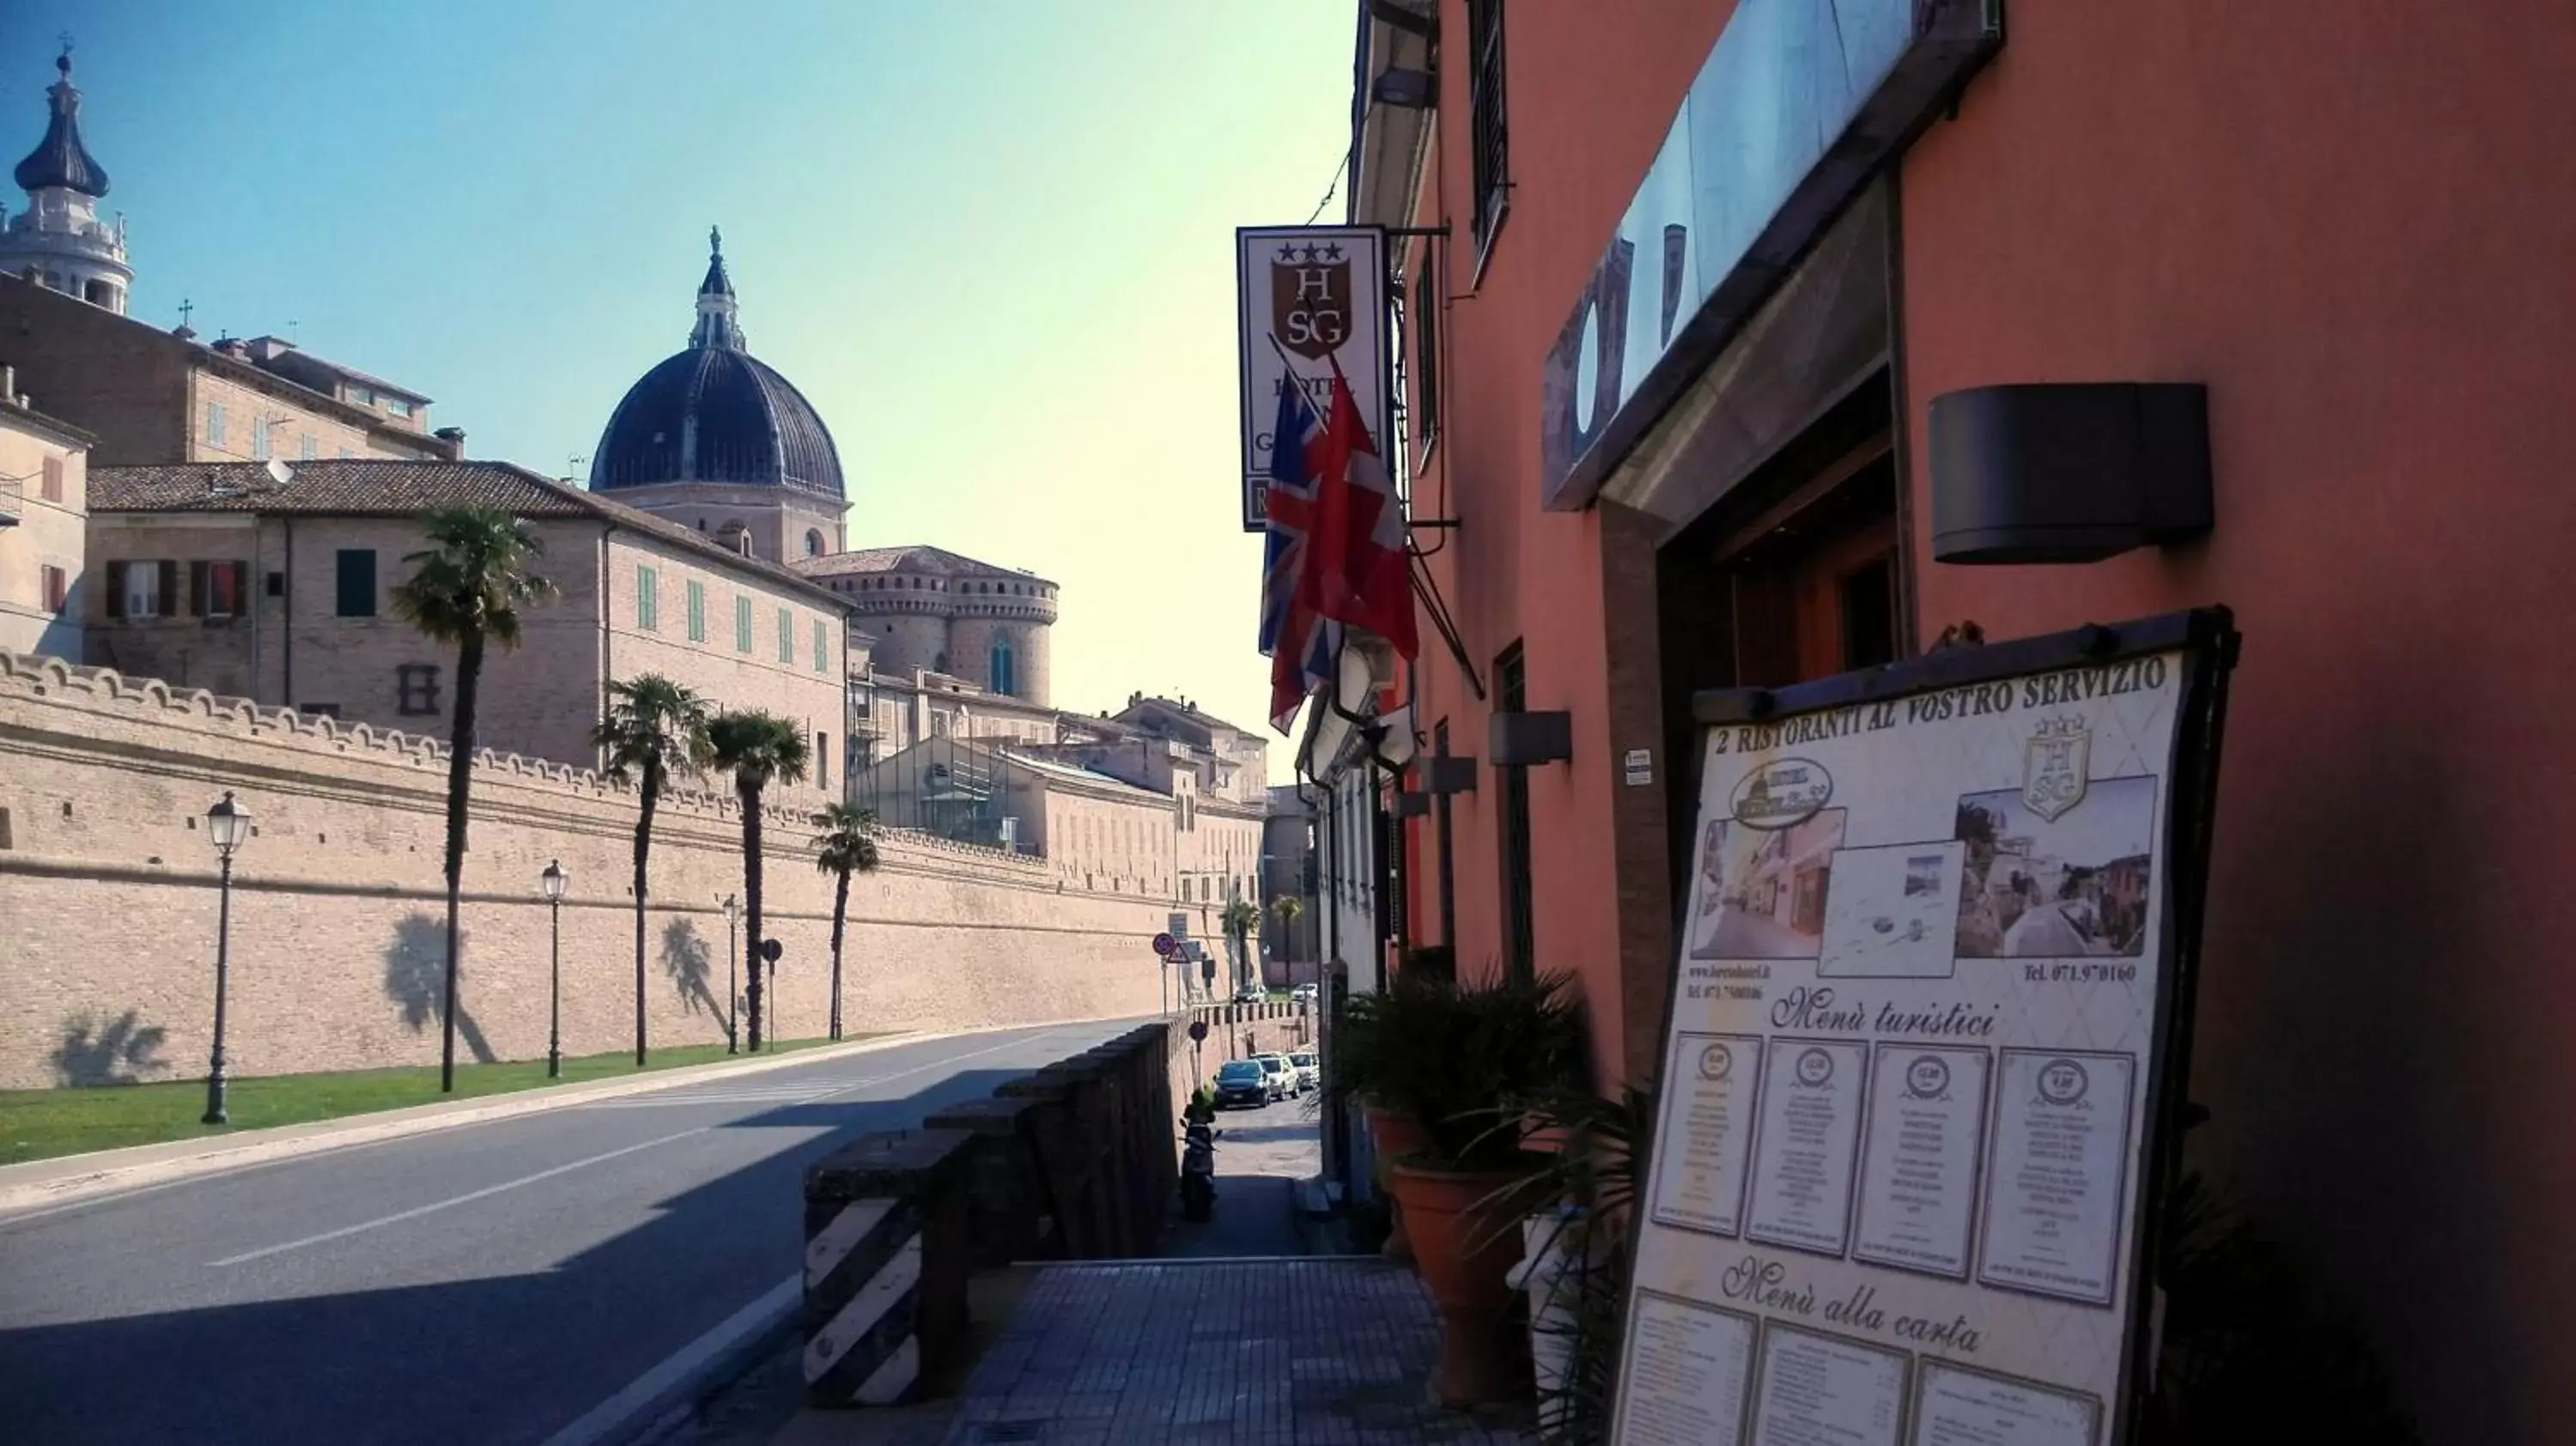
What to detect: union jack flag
<box><xmin>1260</xmin><ymin>374</ymin><xmax>1340</xmax><ymax>732</ymax></box>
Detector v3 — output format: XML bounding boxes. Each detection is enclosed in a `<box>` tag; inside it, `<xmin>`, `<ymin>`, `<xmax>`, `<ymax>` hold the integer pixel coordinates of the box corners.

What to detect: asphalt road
<box><xmin>0</xmin><ymin>1018</ymin><xmax>1139</xmax><ymax>1446</ymax></box>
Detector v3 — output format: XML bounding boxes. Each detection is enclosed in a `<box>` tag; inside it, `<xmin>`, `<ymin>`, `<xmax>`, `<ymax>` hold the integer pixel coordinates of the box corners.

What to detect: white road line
<box><xmin>206</xmin><ymin>1127</ymin><xmax>708</xmax><ymax>1267</ymax></box>
<box><xmin>203</xmin><ymin>1027</ymin><xmax>1092</xmax><ymax>1268</ymax></box>
<box><xmin>538</xmin><ymin>1272</ymin><xmax>801</xmax><ymax>1446</ymax></box>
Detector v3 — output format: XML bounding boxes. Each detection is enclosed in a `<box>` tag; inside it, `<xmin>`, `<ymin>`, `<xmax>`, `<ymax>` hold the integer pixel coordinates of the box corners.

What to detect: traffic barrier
<box><xmin>802</xmin><ymin>1128</ymin><xmax>971</xmax><ymax>1407</ymax></box>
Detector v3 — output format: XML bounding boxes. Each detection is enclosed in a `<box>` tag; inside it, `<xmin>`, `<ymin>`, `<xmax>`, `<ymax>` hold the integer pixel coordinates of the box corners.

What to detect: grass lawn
<box><xmin>0</xmin><ymin>1036</ymin><xmax>850</xmax><ymax>1167</ymax></box>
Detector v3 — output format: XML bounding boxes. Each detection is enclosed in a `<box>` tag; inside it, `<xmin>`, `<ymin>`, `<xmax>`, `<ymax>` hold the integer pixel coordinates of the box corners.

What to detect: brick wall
<box><xmin>0</xmin><ymin>652</ymin><xmax>1170</xmax><ymax>1090</ymax></box>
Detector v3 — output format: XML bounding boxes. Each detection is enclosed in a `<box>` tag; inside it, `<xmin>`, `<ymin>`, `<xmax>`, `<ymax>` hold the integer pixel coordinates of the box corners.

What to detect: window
<box><xmin>204</xmin><ymin>403</ymin><xmax>227</xmax><ymax>450</ymax></box>
<box><xmin>335</xmin><ymin>549</ymin><xmax>377</xmax><ymax>617</ymax></box>
<box><xmin>686</xmin><ymin>580</ymin><xmax>707</xmax><ymax>642</ymax></box>
<box><xmin>39</xmin><ymin>455</ymin><xmax>62</xmax><ymax>502</ymax></box>
<box><xmin>636</xmin><ymin>564</ymin><xmax>659</xmax><ymax>630</ymax></box>
<box><xmin>1467</xmin><ymin>0</ymin><xmax>1512</xmax><ymax>264</ymax></box>
<box><xmin>812</xmin><ymin>618</ymin><xmax>828</xmax><ymax>671</ymax></box>
<box><xmin>103</xmin><ymin>560</ymin><xmax>174</xmax><ymax>619</ymax></box>
<box><xmin>40</xmin><ymin>564</ymin><xmax>66</xmax><ymax>613</ymax></box>
<box><xmin>346</xmin><ymin>385</ymin><xmax>376</xmax><ymax>406</ymax></box>
<box><xmin>816</xmin><ymin>732</ymin><xmax>830</xmax><ymax>788</ymax></box>
<box><xmin>990</xmin><ymin>637</ymin><xmax>1015</xmax><ymax>696</ymax></box>
<box><xmin>1495</xmin><ymin>642</ymin><xmax>1534</xmax><ymax>983</ymax></box>
<box><xmin>735</xmin><ymin>596</ymin><xmax>753</xmax><ymax>652</ymax></box>
<box><xmin>385</xmin><ymin>398</ymin><xmax>416</xmax><ymax>419</ymax></box>
<box><xmin>805</xmin><ymin>529</ymin><xmax>825</xmax><ymax>557</ymax></box>
<box><xmin>251</xmin><ymin>418</ymin><xmax>271</xmax><ymax>462</ymax></box>
<box><xmin>777</xmin><ymin>607</ymin><xmax>793</xmax><ymax>663</ymax></box>
<box><xmin>397</xmin><ymin>664</ymin><xmax>440</xmax><ymax>716</ymax></box>
<box><xmin>299</xmin><ymin>434</ymin><xmax>316</xmax><ymax>462</ymax></box>
<box><xmin>1433</xmin><ymin>719</ymin><xmax>1457</xmax><ymax>946</ymax></box>
<box><xmin>189</xmin><ymin>561</ymin><xmax>248</xmax><ymax>618</ymax></box>
<box><xmin>265</xmin><ymin>570</ymin><xmax>286</xmax><ymax>598</ymax></box>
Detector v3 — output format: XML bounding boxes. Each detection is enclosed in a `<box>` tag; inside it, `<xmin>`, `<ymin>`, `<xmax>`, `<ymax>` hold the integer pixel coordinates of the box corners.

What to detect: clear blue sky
<box><xmin>6</xmin><ymin>1</ymin><xmax>1355</xmax><ymax>775</ymax></box>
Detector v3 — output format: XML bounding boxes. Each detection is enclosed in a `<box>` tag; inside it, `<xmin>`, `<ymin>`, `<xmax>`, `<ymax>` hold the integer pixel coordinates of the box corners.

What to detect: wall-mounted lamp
<box><xmin>1929</xmin><ymin>382</ymin><xmax>2213</xmax><ymax>564</ymax></box>
<box><xmin>1489</xmin><ymin>711</ymin><xmax>1574</xmax><ymax>769</ymax></box>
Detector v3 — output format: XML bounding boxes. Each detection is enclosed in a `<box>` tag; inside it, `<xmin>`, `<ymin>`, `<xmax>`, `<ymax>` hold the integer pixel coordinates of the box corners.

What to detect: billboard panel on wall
<box><xmin>1236</xmin><ymin>225</ymin><xmax>1390</xmax><ymax>532</ymax></box>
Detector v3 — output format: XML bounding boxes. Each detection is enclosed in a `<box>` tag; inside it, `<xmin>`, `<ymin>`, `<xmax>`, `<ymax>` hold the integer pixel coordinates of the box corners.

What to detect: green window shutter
<box><xmin>812</xmin><ymin>619</ymin><xmax>826</xmax><ymax>671</ymax></box>
<box><xmin>636</xmin><ymin>565</ymin><xmax>657</xmax><ymax>630</ymax></box>
<box><xmin>735</xmin><ymin>596</ymin><xmax>752</xmax><ymax>653</ymax></box>
<box><xmin>335</xmin><ymin>550</ymin><xmax>377</xmax><ymax>617</ymax></box>
<box><xmin>687</xmin><ymin>580</ymin><xmax>706</xmax><ymax>641</ymax></box>
<box><xmin>777</xmin><ymin>607</ymin><xmax>793</xmax><ymax>663</ymax></box>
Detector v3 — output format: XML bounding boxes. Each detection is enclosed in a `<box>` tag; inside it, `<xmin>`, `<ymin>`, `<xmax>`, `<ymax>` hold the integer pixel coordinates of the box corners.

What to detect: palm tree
<box><xmin>1221</xmin><ymin>897</ymin><xmax>1262</xmax><ymax>995</ymax></box>
<box><xmin>596</xmin><ymin>675</ymin><xmax>713</xmax><ymax>1064</ymax></box>
<box><xmin>707</xmin><ymin>709</ymin><xmax>810</xmax><ymax>1051</ymax></box>
<box><xmin>1271</xmin><ymin>894</ymin><xmax>1306</xmax><ymax>969</ymax></box>
<box><xmin>812</xmin><ymin>804</ymin><xmax>881</xmax><ymax>1042</ymax></box>
<box><xmin>391</xmin><ymin>505</ymin><xmax>556</xmax><ymax>1091</ymax></box>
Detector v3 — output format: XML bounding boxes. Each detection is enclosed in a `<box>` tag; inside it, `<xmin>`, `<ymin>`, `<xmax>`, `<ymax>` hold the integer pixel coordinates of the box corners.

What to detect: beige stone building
<box><xmin>0</xmin><ymin>378</ymin><xmax>91</xmax><ymax>658</ymax></box>
<box><xmin>82</xmin><ymin>459</ymin><xmax>851</xmax><ymax>797</ymax></box>
<box><xmin>799</xmin><ymin>544</ymin><xmax>1059</xmax><ymax>708</ymax></box>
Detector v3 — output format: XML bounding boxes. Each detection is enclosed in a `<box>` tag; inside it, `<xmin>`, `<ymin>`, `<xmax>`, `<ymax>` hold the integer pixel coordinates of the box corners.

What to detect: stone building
<box><xmin>82</xmin><ymin>459</ymin><xmax>851</xmax><ymax>797</ymax></box>
<box><xmin>799</xmin><ymin>544</ymin><xmax>1058</xmax><ymax>708</ymax></box>
<box><xmin>0</xmin><ymin>374</ymin><xmax>92</xmax><ymax>657</ymax></box>
<box><xmin>2</xmin><ymin>52</ymin><xmax>128</xmax><ymax>316</ymax></box>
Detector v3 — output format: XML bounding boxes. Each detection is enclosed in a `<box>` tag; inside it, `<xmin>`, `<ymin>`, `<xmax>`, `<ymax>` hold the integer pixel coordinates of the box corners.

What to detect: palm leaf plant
<box><xmin>390</xmin><ymin>505</ymin><xmax>555</xmax><ymax>1091</ymax></box>
<box><xmin>1220</xmin><ymin>896</ymin><xmax>1262</xmax><ymax>993</ymax></box>
<box><xmin>707</xmin><ymin>709</ymin><xmax>810</xmax><ymax>1050</ymax></box>
<box><xmin>595</xmin><ymin>675</ymin><xmax>712</xmax><ymax>1063</ymax></box>
<box><xmin>812</xmin><ymin>803</ymin><xmax>880</xmax><ymax>1042</ymax></box>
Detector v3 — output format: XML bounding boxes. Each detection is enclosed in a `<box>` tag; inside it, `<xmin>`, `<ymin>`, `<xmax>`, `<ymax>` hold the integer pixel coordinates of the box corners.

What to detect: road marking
<box><xmin>202</xmin><ymin>1027</ymin><xmax>1092</xmax><ymax>1267</ymax></box>
<box><xmin>206</xmin><ymin>1127</ymin><xmax>708</xmax><ymax>1267</ymax></box>
<box><xmin>537</xmin><ymin>1272</ymin><xmax>801</xmax><ymax>1446</ymax></box>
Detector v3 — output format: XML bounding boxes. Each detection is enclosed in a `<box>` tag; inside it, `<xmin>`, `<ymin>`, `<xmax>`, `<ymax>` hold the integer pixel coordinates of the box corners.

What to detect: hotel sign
<box><xmin>1236</xmin><ymin>225</ymin><xmax>1390</xmax><ymax>532</ymax></box>
<box><xmin>1614</xmin><ymin>611</ymin><xmax>2238</xmax><ymax>1446</ymax></box>
<box><xmin>1540</xmin><ymin>0</ymin><xmax>2003</xmax><ymax>511</ymax></box>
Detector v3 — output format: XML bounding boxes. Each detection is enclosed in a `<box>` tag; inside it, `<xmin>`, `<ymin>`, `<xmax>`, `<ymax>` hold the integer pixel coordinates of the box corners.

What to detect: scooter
<box><xmin>1179</xmin><ymin>1115</ymin><xmax>1221</xmax><ymax>1222</ymax></box>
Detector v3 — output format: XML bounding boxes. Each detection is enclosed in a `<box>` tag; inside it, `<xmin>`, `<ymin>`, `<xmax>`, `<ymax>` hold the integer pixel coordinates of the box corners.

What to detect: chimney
<box><xmin>434</xmin><ymin>426</ymin><xmax>465</xmax><ymax>451</ymax></box>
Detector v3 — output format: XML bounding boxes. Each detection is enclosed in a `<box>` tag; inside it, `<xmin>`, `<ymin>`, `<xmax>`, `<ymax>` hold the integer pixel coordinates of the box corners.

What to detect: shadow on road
<box><xmin>0</xmin><ymin>1061</ymin><xmax>1034</xmax><ymax>1446</ymax></box>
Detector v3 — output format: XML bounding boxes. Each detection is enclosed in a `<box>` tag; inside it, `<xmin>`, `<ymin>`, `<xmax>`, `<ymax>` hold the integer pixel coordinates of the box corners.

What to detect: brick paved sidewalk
<box><xmin>941</xmin><ymin>1258</ymin><xmax>1527</xmax><ymax>1446</ymax></box>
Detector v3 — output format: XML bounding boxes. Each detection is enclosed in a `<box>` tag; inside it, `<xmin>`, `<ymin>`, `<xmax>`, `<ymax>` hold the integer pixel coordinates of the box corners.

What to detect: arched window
<box><xmin>990</xmin><ymin>636</ymin><xmax>1016</xmax><ymax>696</ymax></box>
<box><xmin>805</xmin><ymin>529</ymin><xmax>825</xmax><ymax>557</ymax></box>
<box><xmin>717</xmin><ymin>520</ymin><xmax>751</xmax><ymax>556</ymax></box>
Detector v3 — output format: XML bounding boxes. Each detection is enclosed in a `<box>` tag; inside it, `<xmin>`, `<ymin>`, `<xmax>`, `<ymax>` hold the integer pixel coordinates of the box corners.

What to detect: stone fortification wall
<box><xmin>0</xmin><ymin>653</ymin><xmax>1168</xmax><ymax>1090</ymax></box>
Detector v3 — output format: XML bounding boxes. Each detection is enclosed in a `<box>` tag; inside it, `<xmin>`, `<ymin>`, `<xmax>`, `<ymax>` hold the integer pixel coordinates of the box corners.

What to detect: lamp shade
<box><xmin>540</xmin><ymin>859</ymin><xmax>568</xmax><ymax>901</ymax></box>
<box><xmin>205</xmin><ymin>791</ymin><xmax>251</xmax><ymax>856</ymax></box>
<box><xmin>723</xmin><ymin>895</ymin><xmax>740</xmax><ymax>923</ymax></box>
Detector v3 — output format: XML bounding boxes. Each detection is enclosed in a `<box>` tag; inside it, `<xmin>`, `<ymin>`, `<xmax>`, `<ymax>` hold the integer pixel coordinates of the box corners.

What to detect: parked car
<box><xmin>1232</xmin><ymin>982</ymin><xmax>1267</xmax><ymax>1004</ymax></box>
<box><xmin>1287</xmin><ymin>1049</ymin><xmax>1320</xmax><ymax>1093</ymax></box>
<box><xmin>1253</xmin><ymin>1052</ymin><xmax>1296</xmax><ymax>1099</ymax></box>
<box><xmin>1289</xmin><ymin>984</ymin><xmax>1320</xmax><ymax>1007</ymax></box>
<box><xmin>1212</xmin><ymin>1058</ymin><xmax>1271</xmax><ymax>1109</ymax></box>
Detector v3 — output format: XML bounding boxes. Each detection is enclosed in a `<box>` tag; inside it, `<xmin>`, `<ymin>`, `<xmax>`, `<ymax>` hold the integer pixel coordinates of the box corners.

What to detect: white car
<box><xmin>1289</xmin><ymin>984</ymin><xmax>1320</xmax><ymax>1007</ymax></box>
<box><xmin>1253</xmin><ymin>1052</ymin><xmax>1297</xmax><ymax>1098</ymax></box>
<box><xmin>1287</xmin><ymin>1048</ymin><xmax>1320</xmax><ymax>1093</ymax></box>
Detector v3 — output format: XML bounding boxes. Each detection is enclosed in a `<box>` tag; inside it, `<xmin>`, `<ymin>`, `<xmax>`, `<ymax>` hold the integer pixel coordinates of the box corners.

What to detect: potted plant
<box><xmin>1330</xmin><ymin>971</ymin><xmax>1438</xmax><ymax>1263</ymax></box>
<box><xmin>1340</xmin><ymin>969</ymin><xmax>1587</xmax><ymax>1407</ymax></box>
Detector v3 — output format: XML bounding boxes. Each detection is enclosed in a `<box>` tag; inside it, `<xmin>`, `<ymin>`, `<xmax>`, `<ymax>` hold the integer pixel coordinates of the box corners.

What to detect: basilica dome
<box><xmin>591</xmin><ymin>230</ymin><xmax>843</xmax><ymax>500</ymax></box>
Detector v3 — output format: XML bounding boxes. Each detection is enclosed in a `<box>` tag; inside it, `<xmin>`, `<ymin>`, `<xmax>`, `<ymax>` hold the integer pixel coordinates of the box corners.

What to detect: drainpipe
<box><xmin>598</xmin><ymin>524</ymin><xmax>615</xmax><ymax>763</ymax></box>
<box><xmin>280</xmin><ymin>517</ymin><xmax>295</xmax><ymax>704</ymax></box>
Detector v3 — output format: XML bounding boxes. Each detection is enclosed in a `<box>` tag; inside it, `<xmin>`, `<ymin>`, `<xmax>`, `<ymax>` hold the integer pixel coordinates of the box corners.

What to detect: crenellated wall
<box><xmin>0</xmin><ymin>652</ymin><xmax>1170</xmax><ymax>1090</ymax></box>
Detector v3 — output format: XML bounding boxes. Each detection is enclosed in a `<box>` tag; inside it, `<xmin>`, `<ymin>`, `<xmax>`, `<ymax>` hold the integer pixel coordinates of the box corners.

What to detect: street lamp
<box><xmin>722</xmin><ymin>895</ymin><xmax>741</xmax><ymax>1054</ymax></box>
<box><xmin>202</xmin><ymin>791</ymin><xmax>250</xmax><ymax>1126</ymax></box>
<box><xmin>540</xmin><ymin>860</ymin><xmax>568</xmax><ymax>1078</ymax></box>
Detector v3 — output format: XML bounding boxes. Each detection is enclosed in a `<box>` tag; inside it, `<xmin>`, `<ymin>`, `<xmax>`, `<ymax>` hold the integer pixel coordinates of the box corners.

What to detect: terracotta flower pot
<box><xmin>1366</xmin><ymin>1107</ymin><xmax>1428</xmax><ymax>1264</ymax></box>
<box><xmin>1387</xmin><ymin>1158</ymin><xmax>1540</xmax><ymax>1408</ymax></box>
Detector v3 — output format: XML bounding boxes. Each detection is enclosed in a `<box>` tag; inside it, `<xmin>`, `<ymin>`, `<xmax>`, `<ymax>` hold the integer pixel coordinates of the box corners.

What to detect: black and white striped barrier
<box><xmin>802</xmin><ymin>1129</ymin><xmax>971</xmax><ymax>1408</ymax></box>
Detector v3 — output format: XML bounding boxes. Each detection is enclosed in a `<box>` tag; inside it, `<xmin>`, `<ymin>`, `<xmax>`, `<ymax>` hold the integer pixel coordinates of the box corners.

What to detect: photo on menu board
<box><xmin>1953</xmin><ymin>775</ymin><xmax>2157</xmax><ymax>959</ymax></box>
<box><xmin>1686</xmin><ymin>811</ymin><xmax>1847</xmax><ymax>961</ymax></box>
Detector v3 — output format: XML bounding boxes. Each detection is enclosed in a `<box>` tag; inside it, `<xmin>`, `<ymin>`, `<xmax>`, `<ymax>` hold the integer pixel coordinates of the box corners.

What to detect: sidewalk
<box><xmin>688</xmin><ymin>1089</ymin><xmax>1528</xmax><ymax>1446</ymax></box>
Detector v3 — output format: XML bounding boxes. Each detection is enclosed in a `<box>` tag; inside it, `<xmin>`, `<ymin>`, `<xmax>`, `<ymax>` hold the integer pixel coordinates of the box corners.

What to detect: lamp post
<box><xmin>722</xmin><ymin>895</ymin><xmax>741</xmax><ymax>1054</ymax></box>
<box><xmin>540</xmin><ymin>860</ymin><xmax>568</xmax><ymax>1078</ymax></box>
<box><xmin>202</xmin><ymin>791</ymin><xmax>250</xmax><ymax>1126</ymax></box>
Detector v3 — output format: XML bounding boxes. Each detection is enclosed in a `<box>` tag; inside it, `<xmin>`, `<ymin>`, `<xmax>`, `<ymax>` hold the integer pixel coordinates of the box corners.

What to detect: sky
<box><xmin>3</xmin><ymin>1</ymin><xmax>1357</xmax><ymax>780</ymax></box>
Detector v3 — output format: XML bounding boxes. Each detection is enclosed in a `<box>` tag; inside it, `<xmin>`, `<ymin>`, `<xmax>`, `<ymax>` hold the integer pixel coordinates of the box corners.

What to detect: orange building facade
<box><xmin>1336</xmin><ymin>1</ymin><xmax>2576</xmax><ymax>1434</ymax></box>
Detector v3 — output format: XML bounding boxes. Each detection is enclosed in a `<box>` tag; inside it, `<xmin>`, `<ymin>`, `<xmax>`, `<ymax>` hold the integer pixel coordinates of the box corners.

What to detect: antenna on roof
<box><xmin>264</xmin><ymin>459</ymin><xmax>293</xmax><ymax>489</ymax></box>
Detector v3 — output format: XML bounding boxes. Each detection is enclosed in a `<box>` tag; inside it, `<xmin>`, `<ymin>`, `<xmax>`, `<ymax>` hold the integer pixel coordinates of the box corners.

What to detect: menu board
<box><xmin>1611</xmin><ymin>613</ymin><xmax>2234</xmax><ymax>1446</ymax></box>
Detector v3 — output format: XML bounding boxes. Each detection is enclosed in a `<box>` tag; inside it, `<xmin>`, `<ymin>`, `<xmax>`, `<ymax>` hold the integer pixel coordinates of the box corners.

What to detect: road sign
<box><xmin>1152</xmin><ymin>933</ymin><xmax>1177</xmax><ymax>957</ymax></box>
<box><xmin>760</xmin><ymin>939</ymin><xmax>782</xmax><ymax>964</ymax></box>
<box><xmin>1188</xmin><ymin>1020</ymin><xmax>1208</xmax><ymax>1043</ymax></box>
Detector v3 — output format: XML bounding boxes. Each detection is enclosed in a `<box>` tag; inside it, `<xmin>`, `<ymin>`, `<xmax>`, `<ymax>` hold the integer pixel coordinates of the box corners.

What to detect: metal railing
<box><xmin>0</xmin><ymin>474</ymin><xmax>21</xmax><ymax>526</ymax></box>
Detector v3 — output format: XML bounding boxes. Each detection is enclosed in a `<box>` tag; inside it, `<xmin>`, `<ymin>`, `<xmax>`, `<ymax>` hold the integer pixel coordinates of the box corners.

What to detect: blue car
<box><xmin>1213</xmin><ymin>1059</ymin><xmax>1271</xmax><ymax>1109</ymax></box>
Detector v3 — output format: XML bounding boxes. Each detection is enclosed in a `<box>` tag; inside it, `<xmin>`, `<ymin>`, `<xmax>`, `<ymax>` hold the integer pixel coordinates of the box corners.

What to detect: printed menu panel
<box><xmin>1977</xmin><ymin>1051</ymin><xmax>2137</xmax><ymax>1306</ymax></box>
<box><xmin>1750</xmin><ymin>1324</ymin><xmax>1908</xmax><ymax>1446</ymax></box>
<box><xmin>1746</xmin><ymin>1039</ymin><xmax>1870</xmax><ymax>1256</ymax></box>
<box><xmin>1853</xmin><ymin>1045</ymin><xmax>1991</xmax><ymax>1279</ymax></box>
<box><xmin>1911</xmin><ymin>1362</ymin><xmax>2101</xmax><ymax>1446</ymax></box>
<box><xmin>1614</xmin><ymin>631</ymin><xmax>2228</xmax><ymax>1446</ymax></box>
<box><xmin>1651</xmin><ymin>1032</ymin><xmax>1764</xmax><ymax>1236</ymax></box>
<box><xmin>1612</xmin><ymin>1291</ymin><xmax>1759</xmax><ymax>1446</ymax></box>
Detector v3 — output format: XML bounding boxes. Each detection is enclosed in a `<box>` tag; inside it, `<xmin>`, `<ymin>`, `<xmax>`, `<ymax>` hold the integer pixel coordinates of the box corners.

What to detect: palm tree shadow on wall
<box><xmin>52</xmin><ymin>1010</ymin><xmax>168</xmax><ymax>1086</ymax></box>
<box><xmin>660</xmin><ymin>917</ymin><xmax>724</xmax><ymax>1027</ymax></box>
<box><xmin>384</xmin><ymin>913</ymin><xmax>495</xmax><ymax>1065</ymax></box>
